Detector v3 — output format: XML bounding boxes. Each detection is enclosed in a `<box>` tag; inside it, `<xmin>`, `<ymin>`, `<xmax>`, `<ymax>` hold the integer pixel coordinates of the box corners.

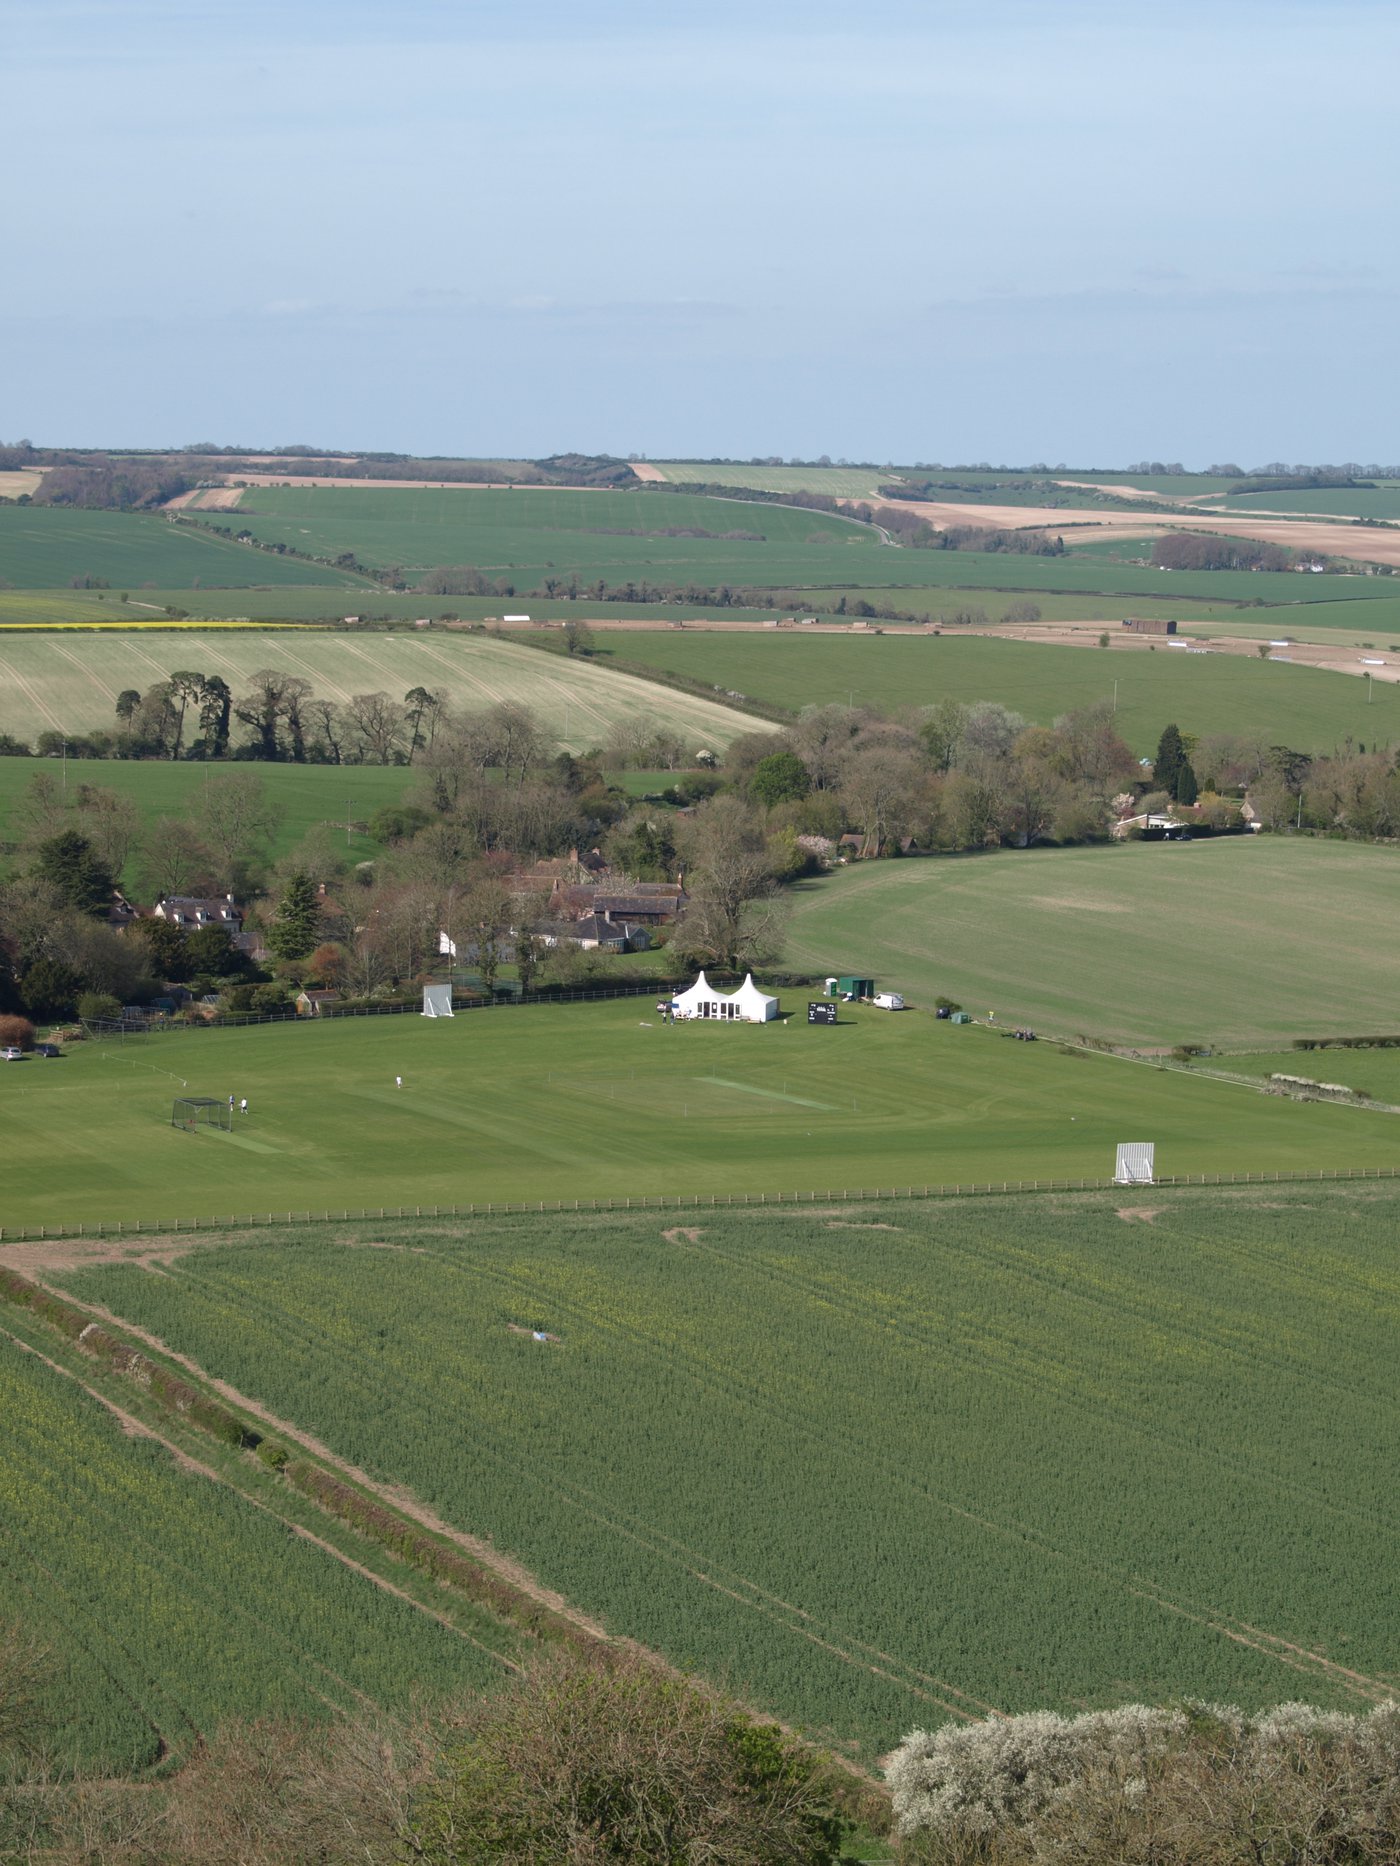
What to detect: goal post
<box><xmin>172</xmin><ymin>1097</ymin><xmax>231</xmax><ymax>1132</ymax></box>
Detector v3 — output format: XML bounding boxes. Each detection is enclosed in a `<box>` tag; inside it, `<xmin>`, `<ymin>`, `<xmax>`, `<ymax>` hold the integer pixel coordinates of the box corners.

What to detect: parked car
<box><xmin>34</xmin><ymin>1042</ymin><xmax>61</xmax><ymax>1058</ymax></box>
<box><xmin>1</xmin><ymin>1046</ymin><xmax>23</xmax><ymax>1061</ymax></box>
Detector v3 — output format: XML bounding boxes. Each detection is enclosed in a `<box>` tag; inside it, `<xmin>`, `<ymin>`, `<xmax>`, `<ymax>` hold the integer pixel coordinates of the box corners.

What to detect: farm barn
<box><xmin>672</xmin><ymin>972</ymin><xmax>779</xmax><ymax>1023</ymax></box>
<box><xmin>1121</xmin><ymin>616</ymin><xmax>1177</xmax><ymax>635</ymax></box>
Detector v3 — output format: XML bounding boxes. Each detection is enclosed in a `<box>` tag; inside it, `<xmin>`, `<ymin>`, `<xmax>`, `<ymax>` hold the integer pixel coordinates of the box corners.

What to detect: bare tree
<box><xmin>839</xmin><ymin>742</ymin><xmax>922</xmax><ymax>856</ymax></box>
<box><xmin>198</xmin><ymin>771</ymin><xmax>283</xmax><ymax>884</ymax></box>
<box><xmin>346</xmin><ymin>692</ymin><xmax>407</xmax><ymax>765</ymax></box>
<box><xmin>308</xmin><ymin>697</ymin><xmax>346</xmax><ymax>764</ymax></box>
<box><xmin>234</xmin><ymin>668</ymin><xmax>297</xmax><ymax>760</ymax></box>
<box><xmin>136</xmin><ymin>817</ymin><xmax>220</xmax><ymax>900</ymax></box>
<box><xmin>674</xmin><ymin>794</ymin><xmax>785</xmax><ymax>971</ymax></box>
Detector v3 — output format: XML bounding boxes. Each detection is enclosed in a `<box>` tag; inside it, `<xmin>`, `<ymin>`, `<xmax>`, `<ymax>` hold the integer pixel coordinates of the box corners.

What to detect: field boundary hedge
<box><xmin>3</xmin><ymin>1164</ymin><xmax>1397</xmax><ymax>1244</ymax></box>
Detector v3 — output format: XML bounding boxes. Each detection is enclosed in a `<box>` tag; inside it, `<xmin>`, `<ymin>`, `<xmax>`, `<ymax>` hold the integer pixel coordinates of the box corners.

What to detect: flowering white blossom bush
<box><xmin>887</xmin><ymin>1699</ymin><xmax>1400</xmax><ymax>1864</ymax></box>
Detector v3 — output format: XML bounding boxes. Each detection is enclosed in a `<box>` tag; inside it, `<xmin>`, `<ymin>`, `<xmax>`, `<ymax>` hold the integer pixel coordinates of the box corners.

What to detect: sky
<box><xmin>3</xmin><ymin>0</ymin><xmax>1397</xmax><ymax>465</ymax></box>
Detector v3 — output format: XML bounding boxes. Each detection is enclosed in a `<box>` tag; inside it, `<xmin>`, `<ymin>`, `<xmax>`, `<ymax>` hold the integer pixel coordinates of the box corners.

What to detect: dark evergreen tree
<box><xmin>1175</xmin><ymin>759</ymin><xmax>1199</xmax><ymax>806</ymax></box>
<box><xmin>135</xmin><ymin>917</ymin><xmax>192</xmax><ymax>983</ymax></box>
<box><xmin>1153</xmin><ymin>722</ymin><xmax>1185</xmax><ymax>797</ymax></box>
<box><xmin>266</xmin><ymin>871</ymin><xmax>321</xmax><ymax>961</ymax></box>
<box><xmin>31</xmin><ymin>831</ymin><xmax>114</xmax><ymax>917</ymax></box>
<box><xmin>199</xmin><ymin>675</ymin><xmax>232</xmax><ymax>759</ymax></box>
<box><xmin>20</xmin><ymin>958</ymin><xmax>81</xmax><ymax>1021</ymax></box>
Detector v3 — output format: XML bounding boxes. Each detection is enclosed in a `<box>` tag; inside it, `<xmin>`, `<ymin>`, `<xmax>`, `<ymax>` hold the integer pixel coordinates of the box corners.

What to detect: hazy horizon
<box><xmin>5</xmin><ymin>0</ymin><xmax>1397</xmax><ymax>464</ymax></box>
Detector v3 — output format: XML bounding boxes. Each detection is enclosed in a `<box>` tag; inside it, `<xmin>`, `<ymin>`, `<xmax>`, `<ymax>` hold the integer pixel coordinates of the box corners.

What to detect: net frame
<box><xmin>172</xmin><ymin>1097</ymin><xmax>231</xmax><ymax>1132</ymax></box>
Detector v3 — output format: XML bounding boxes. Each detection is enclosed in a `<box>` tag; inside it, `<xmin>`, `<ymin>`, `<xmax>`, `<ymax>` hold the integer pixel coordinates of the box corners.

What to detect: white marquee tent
<box><xmin>671</xmin><ymin>971</ymin><xmax>779</xmax><ymax>1023</ymax></box>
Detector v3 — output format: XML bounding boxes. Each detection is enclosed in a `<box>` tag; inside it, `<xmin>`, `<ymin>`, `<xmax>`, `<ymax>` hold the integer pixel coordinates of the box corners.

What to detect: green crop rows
<box><xmin>0</xmin><ymin>1337</ymin><xmax>504</xmax><ymax>1771</ymax></box>
<box><xmin>193</xmin><ymin>487</ymin><xmax>889</xmax><ymax>587</ymax></box>
<box><xmin>0</xmin><ymin>507</ymin><xmax>369</xmax><ymax>590</ymax></box>
<box><xmin>57</xmin><ymin>1185</ymin><xmax>1400</xmax><ymax>1755</ymax></box>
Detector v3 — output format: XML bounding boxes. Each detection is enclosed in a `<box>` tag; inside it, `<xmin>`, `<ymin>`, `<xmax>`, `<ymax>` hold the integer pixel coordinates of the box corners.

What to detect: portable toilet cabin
<box><xmin>827</xmin><ymin>975</ymin><xmax>876</xmax><ymax>1001</ymax></box>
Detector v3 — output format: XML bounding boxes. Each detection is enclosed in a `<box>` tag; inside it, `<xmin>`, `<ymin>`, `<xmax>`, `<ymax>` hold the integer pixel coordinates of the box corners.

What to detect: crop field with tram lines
<box><xmin>44</xmin><ymin>1181</ymin><xmax>1400</xmax><ymax>1755</ymax></box>
<box><xmin>0</xmin><ymin>1330</ymin><xmax>513</xmax><ymax>1772</ymax></box>
<box><xmin>0</xmin><ymin>626</ymin><xmax>755</xmax><ymax>752</ymax></box>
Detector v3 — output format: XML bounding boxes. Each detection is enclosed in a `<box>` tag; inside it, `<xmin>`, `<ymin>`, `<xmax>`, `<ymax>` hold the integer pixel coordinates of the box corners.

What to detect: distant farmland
<box><xmin>191</xmin><ymin>486</ymin><xmax>890</xmax><ymax>587</ymax></box>
<box><xmin>643</xmin><ymin>462</ymin><xmax>894</xmax><ymax>495</ymax></box>
<box><xmin>0</xmin><ymin>506</ymin><xmax>370</xmax><ymax>590</ymax></box>
<box><xmin>784</xmin><ymin>837</ymin><xmax>1400</xmax><ymax>1048</ymax></box>
<box><xmin>0</xmin><ymin>628</ymin><xmax>755</xmax><ymax>751</ymax></box>
<box><xmin>603</xmin><ymin>629</ymin><xmax>1400</xmax><ymax>755</ymax></box>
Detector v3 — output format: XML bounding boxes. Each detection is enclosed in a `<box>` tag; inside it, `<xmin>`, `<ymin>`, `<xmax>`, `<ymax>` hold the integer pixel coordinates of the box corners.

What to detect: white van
<box><xmin>873</xmin><ymin>992</ymin><xmax>905</xmax><ymax>1011</ymax></box>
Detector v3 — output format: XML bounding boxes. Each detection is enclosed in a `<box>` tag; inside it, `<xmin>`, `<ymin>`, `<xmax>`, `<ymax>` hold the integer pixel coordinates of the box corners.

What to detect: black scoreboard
<box><xmin>807</xmin><ymin>1000</ymin><xmax>838</xmax><ymax>1025</ymax></box>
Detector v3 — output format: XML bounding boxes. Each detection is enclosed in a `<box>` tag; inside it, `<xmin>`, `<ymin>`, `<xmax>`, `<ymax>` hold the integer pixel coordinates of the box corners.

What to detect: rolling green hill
<box><xmin>192</xmin><ymin>487</ymin><xmax>890</xmax><ymax>587</ymax></box>
<box><xmin>783</xmin><ymin>838</ymin><xmax>1400</xmax><ymax>1048</ymax></box>
<box><xmin>0</xmin><ymin>755</ymin><xmax>416</xmax><ymax>870</ymax></box>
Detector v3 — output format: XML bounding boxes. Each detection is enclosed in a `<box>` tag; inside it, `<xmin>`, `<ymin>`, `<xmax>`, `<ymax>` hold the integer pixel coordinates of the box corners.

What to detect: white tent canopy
<box><xmin>671</xmin><ymin>971</ymin><xmax>779</xmax><ymax>1024</ymax></box>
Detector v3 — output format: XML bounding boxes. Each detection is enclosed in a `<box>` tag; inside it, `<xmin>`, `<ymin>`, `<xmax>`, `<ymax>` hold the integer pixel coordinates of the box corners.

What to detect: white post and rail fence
<box><xmin>3</xmin><ymin>1165</ymin><xmax>1397</xmax><ymax>1244</ymax></box>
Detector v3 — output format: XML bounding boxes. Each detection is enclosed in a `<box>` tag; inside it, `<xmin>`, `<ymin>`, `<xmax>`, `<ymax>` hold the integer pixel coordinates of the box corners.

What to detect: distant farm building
<box><xmin>1121</xmin><ymin>616</ymin><xmax>1177</xmax><ymax>636</ymax></box>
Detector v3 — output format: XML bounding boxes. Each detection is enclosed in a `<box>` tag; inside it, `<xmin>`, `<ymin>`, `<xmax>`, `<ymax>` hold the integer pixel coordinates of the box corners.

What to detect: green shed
<box><xmin>825</xmin><ymin>975</ymin><xmax>876</xmax><ymax>1001</ymax></box>
<box><xmin>950</xmin><ymin>1010</ymin><xmax>973</xmax><ymax>1025</ymax></box>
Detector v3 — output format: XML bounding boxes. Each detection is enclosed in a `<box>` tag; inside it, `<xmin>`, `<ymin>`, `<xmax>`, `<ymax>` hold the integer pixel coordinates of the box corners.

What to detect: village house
<box><xmin>153</xmin><ymin>894</ymin><xmax>245</xmax><ymax>931</ymax></box>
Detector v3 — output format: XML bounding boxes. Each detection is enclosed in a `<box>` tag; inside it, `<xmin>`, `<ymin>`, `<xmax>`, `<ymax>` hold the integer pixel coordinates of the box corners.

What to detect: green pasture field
<box><xmin>0</xmin><ymin>507</ymin><xmax>371</xmax><ymax>590</ymax></box>
<box><xmin>0</xmin><ymin>588</ymin><xmax>791</xmax><ymax>627</ymax></box>
<box><xmin>0</xmin><ymin>755</ymin><xmax>415</xmax><ymax>871</ymax></box>
<box><xmin>0</xmin><ymin>1335</ymin><xmax>507</xmax><ymax>1771</ymax></box>
<box><xmin>784</xmin><ymin>838</ymin><xmax>1400</xmax><ymax>1049</ymax></box>
<box><xmin>55</xmin><ymin>1183</ymin><xmax>1400</xmax><ymax>1752</ymax></box>
<box><xmin>0</xmin><ymin>995</ymin><xmax>1395</xmax><ymax>1234</ymax></box>
<box><xmin>598</xmin><ymin>630</ymin><xmax>1400</xmax><ymax>755</ymax></box>
<box><xmin>1206</xmin><ymin>1048</ymin><xmax>1400</xmax><ymax>1097</ymax></box>
<box><xmin>1224</xmin><ymin>487</ymin><xmax>1400</xmax><ymax>521</ymax></box>
<box><xmin>193</xmin><ymin>487</ymin><xmax>890</xmax><ymax>587</ymax></box>
<box><xmin>0</xmin><ymin>628</ymin><xmax>754</xmax><ymax>752</ymax></box>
